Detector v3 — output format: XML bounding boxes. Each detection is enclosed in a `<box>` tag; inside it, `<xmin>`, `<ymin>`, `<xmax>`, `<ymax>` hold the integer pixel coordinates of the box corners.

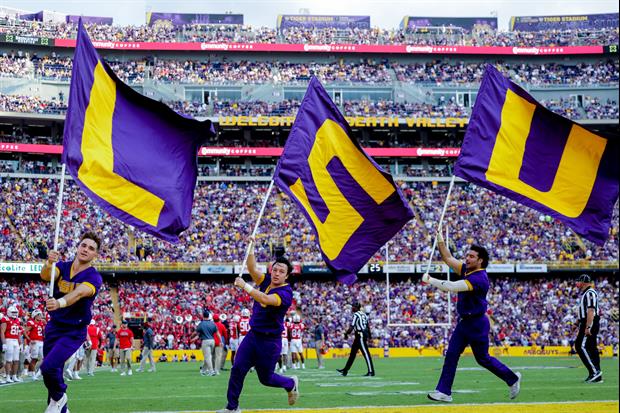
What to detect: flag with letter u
<box><xmin>274</xmin><ymin>77</ymin><xmax>414</xmax><ymax>283</ymax></box>
<box><xmin>454</xmin><ymin>65</ymin><xmax>618</xmax><ymax>245</ymax></box>
<box><xmin>63</xmin><ymin>20</ymin><xmax>215</xmax><ymax>242</ymax></box>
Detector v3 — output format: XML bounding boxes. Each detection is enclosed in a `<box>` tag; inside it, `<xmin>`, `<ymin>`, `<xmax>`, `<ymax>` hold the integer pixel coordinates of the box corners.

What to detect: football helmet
<box><xmin>7</xmin><ymin>306</ymin><xmax>19</xmax><ymax>318</ymax></box>
<box><xmin>241</xmin><ymin>308</ymin><xmax>250</xmax><ymax>317</ymax></box>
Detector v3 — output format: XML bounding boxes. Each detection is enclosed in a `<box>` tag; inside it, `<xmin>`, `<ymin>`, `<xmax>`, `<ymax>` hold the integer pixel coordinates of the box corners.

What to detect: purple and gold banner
<box><xmin>66</xmin><ymin>15</ymin><xmax>113</xmax><ymax>25</ymax></box>
<box><xmin>274</xmin><ymin>77</ymin><xmax>413</xmax><ymax>283</ymax></box>
<box><xmin>63</xmin><ymin>20</ymin><xmax>215</xmax><ymax>242</ymax></box>
<box><xmin>510</xmin><ymin>13</ymin><xmax>619</xmax><ymax>31</ymax></box>
<box><xmin>146</xmin><ymin>12</ymin><xmax>243</xmax><ymax>26</ymax></box>
<box><xmin>454</xmin><ymin>65</ymin><xmax>618</xmax><ymax>245</ymax></box>
<box><xmin>277</xmin><ymin>15</ymin><xmax>370</xmax><ymax>30</ymax></box>
<box><xmin>401</xmin><ymin>16</ymin><xmax>497</xmax><ymax>31</ymax></box>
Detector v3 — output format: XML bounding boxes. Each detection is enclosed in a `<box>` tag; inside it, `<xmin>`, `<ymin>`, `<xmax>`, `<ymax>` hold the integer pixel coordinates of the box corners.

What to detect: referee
<box><xmin>575</xmin><ymin>274</ymin><xmax>603</xmax><ymax>383</ymax></box>
<box><xmin>337</xmin><ymin>302</ymin><xmax>375</xmax><ymax>377</ymax></box>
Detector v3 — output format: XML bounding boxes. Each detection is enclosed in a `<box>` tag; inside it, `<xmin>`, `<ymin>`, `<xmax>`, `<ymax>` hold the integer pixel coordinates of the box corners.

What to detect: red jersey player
<box><xmin>1</xmin><ymin>306</ymin><xmax>23</xmax><ymax>382</ymax></box>
<box><xmin>290</xmin><ymin>314</ymin><xmax>305</xmax><ymax>369</ymax></box>
<box><xmin>25</xmin><ymin>309</ymin><xmax>45</xmax><ymax>379</ymax></box>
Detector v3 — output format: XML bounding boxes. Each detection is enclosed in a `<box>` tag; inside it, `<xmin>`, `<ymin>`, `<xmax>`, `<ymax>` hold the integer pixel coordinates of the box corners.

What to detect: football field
<box><xmin>1</xmin><ymin>356</ymin><xmax>617</xmax><ymax>413</ymax></box>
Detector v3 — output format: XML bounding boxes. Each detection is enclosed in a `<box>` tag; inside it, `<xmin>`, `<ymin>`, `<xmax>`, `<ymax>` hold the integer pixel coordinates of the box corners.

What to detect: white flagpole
<box><xmin>385</xmin><ymin>243</ymin><xmax>390</xmax><ymax>326</ymax></box>
<box><xmin>424</xmin><ymin>175</ymin><xmax>456</xmax><ymax>273</ymax></box>
<box><xmin>49</xmin><ymin>164</ymin><xmax>67</xmax><ymax>296</ymax></box>
<box><xmin>446</xmin><ymin>224</ymin><xmax>452</xmax><ymax>328</ymax></box>
<box><xmin>237</xmin><ymin>180</ymin><xmax>275</xmax><ymax>278</ymax></box>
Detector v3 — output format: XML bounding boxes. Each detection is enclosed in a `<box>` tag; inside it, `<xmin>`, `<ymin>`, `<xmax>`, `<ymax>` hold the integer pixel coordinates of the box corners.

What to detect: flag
<box><xmin>274</xmin><ymin>77</ymin><xmax>414</xmax><ymax>283</ymax></box>
<box><xmin>62</xmin><ymin>20</ymin><xmax>215</xmax><ymax>242</ymax></box>
<box><xmin>454</xmin><ymin>65</ymin><xmax>618</xmax><ymax>245</ymax></box>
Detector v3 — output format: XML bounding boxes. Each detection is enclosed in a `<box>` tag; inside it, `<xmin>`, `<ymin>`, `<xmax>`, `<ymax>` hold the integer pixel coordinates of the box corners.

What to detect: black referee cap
<box><xmin>577</xmin><ymin>274</ymin><xmax>592</xmax><ymax>283</ymax></box>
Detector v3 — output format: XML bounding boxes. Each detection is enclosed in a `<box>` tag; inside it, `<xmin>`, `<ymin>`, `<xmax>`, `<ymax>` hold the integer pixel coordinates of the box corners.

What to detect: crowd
<box><xmin>1</xmin><ymin>178</ymin><xmax>618</xmax><ymax>266</ymax></box>
<box><xmin>1</xmin><ymin>53</ymin><xmax>618</xmax><ymax>88</ymax></box>
<box><xmin>0</xmin><ymin>19</ymin><xmax>617</xmax><ymax>47</ymax></box>
<box><xmin>1</xmin><ymin>276</ymin><xmax>617</xmax><ymax>351</ymax></box>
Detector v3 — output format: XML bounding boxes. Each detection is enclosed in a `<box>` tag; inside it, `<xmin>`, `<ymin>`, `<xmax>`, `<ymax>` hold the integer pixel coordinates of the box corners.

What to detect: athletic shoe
<box><xmin>5</xmin><ymin>376</ymin><xmax>13</xmax><ymax>383</ymax></box>
<box><xmin>364</xmin><ymin>372</ymin><xmax>375</xmax><ymax>377</ymax></box>
<box><xmin>120</xmin><ymin>372</ymin><xmax>126</xmax><ymax>376</ymax></box>
<box><xmin>427</xmin><ymin>391</ymin><xmax>453</xmax><ymax>403</ymax></box>
<box><xmin>584</xmin><ymin>374</ymin><xmax>593</xmax><ymax>382</ymax></box>
<box><xmin>318</xmin><ymin>365</ymin><xmax>325</xmax><ymax>369</ymax></box>
<box><xmin>336</xmin><ymin>368</ymin><xmax>347</xmax><ymax>376</ymax></box>
<box><xmin>301</xmin><ymin>363</ymin><xmax>305</xmax><ymax>369</ymax></box>
<box><xmin>215</xmin><ymin>408</ymin><xmax>241</xmax><ymax>413</ymax></box>
<box><xmin>65</xmin><ymin>369</ymin><xmax>74</xmax><ymax>380</ymax></box>
<box><xmin>12</xmin><ymin>375</ymin><xmax>22</xmax><ymax>382</ymax></box>
<box><xmin>288</xmin><ymin>375</ymin><xmax>299</xmax><ymax>406</ymax></box>
<box><xmin>147</xmin><ymin>368</ymin><xmax>156</xmax><ymax>373</ymax></box>
<box><xmin>509</xmin><ymin>372</ymin><xmax>522</xmax><ymax>399</ymax></box>
<box><xmin>73</xmin><ymin>373</ymin><xmax>82</xmax><ymax>380</ymax></box>
<box><xmin>0</xmin><ymin>376</ymin><xmax>7</xmax><ymax>384</ymax></box>
<box><xmin>128</xmin><ymin>370</ymin><xmax>133</xmax><ymax>376</ymax></box>
<box><xmin>135</xmin><ymin>368</ymin><xmax>143</xmax><ymax>373</ymax></box>
<box><xmin>45</xmin><ymin>393</ymin><xmax>67</xmax><ymax>413</ymax></box>
<box><xmin>587</xmin><ymin>370</ymin><xmax>604</xmax><ymax>383</ymax></box>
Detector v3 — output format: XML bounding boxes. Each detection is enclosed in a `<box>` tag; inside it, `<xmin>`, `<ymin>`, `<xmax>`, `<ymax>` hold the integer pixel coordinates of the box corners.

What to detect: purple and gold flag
<box><xmin>274</xmin><ymin>77</ymin><xmax>414</xmax><ymax>283</ymax></box>
<box><xmin>63</xmin><ymin>20</ymin><xmax>215</xmax><ymax>242</ymax></box>
<box><xmin>455</xmin><ymin>65</ymin><xmax>618</xmax><ymax>245</ymax></box>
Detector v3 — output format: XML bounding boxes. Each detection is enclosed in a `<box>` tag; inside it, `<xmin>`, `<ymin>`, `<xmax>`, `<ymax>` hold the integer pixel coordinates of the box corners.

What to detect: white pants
<box><xmin>84</xmin><ymin>348</ymin><xmax>98</xmax><ymax>374</ymax></box>
<box><xmin>139</xmin><ymin>348</ymin><xmax>155</xmax><ymax>370</ymax></box>
<box><xmin>229</xmin><ymin>338</ymin><xmax>239</xmax><ymax>351</ymax></box>
<box><xmin>281</xmin><ymin>338</ymin><xmax>289</xmax><ymax>355</ymax></box>
<box><xmin>29</xmin><ymin>341</ymin><xmax>44</xmax><ymax>360</ymax></box>
<box><xmin>290</xmin><ymin>339</ymin><xmax>303</xmax><ymax>353</ymax></box>
<box><xmin>4</xmin><ymin>339</ymin><xmax>20</xmax><ymax>362</ymax></box>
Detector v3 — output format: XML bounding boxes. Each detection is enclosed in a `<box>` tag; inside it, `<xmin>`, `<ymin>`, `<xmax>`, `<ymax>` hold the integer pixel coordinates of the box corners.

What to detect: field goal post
<box><xmin>384</xmin><ymin>225</ymin><xmax>453</xmax><ymax>347</ymax></box>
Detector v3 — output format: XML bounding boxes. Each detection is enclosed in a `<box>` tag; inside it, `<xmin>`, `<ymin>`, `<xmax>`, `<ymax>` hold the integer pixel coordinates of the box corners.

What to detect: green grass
<box><xmin>1</xmin><ymin>357</ymin><xmax>618</xmax><ymax>412</ymax></box>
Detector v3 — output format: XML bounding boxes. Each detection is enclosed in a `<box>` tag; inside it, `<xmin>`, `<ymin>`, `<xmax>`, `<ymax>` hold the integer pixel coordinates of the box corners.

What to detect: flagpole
<box><xmin>49</xmin><ymin>164</ymin><xmax>67</xmax><ymax>296</ymax></box>
<box><xmin>424</xmin><ymin>175</ymin><xmax>456</xmax><ymax>273</ymax></box>
<box><xmin>237</xmin><ymin>180</ymin><xmax>275</xmax><ymax>279</ymax></box>
<box><xmin>385</xmin><ymin>243</ymin><xmax>390</xmax><ymax>326</ymax></box>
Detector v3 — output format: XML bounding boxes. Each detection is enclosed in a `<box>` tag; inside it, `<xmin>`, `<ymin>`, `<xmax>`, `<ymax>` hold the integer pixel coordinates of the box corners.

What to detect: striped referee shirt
<box><xmin>578</xmin><ymin>287</ymin><xmax>599</xmax><ymax>320</ymax></box>
<box><xmin>352</xmin><ymin>311</ymin><xmax>369</xmax><ymax>334</ymax></box>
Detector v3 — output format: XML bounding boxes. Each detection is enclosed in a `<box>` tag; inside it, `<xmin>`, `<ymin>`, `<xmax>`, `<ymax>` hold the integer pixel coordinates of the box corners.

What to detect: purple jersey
<box><xmin>50</xmin><ymin>261</ymin><xmax>102</xmax><ymax>327</ymax></box>
<box><xmin>250</xmin><ymin>274</ymin><xmax>293</xmax><ymax>335</ymax></box>
<box><xmin>456</xmin><ymin>264</ymin><xmax>489</xmax><ymax>316</ymax></box>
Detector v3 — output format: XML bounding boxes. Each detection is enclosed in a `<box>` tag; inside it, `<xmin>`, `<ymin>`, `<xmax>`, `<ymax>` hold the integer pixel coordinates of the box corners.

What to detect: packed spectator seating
<box><xmin>1</xmin><ymin>276</ymin><xmax>617</xmax><ymax>350</ymax></box>
<box><xmin>0</xmin><ymin>19</ymin><xmax>617</xmax><ymax>47</ymax></box>
<box><xmin>1</xmin><ymin>178</ymin><xmax>618</xmax><ymax>266</ymax></box>
<box><xmin>1</xmin><ymin>53</ymin><xmax>618</xmax><ymax>88</ymax></box>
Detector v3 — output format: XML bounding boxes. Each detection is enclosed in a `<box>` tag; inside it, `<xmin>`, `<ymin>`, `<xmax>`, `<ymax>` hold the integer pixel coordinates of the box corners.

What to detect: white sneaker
<box><xmin>6</xmin><ymin>376</ymin><xmax>14</xmax><ymax>383</ymax></box>
<box><xmin>147</xmin><ymin>368</ymin><xmax>156</xmax><ymax>372</ymax></box>
<box><xmin>214</xmin><ymin>408</ymin><xmax>241</xmax><ymax>413</ymax></box>
<box><xmin>427</xmin><ymin>390</ymin><xmax>453</xmax><ymax>402</ymax></box>
<box><xmin>0</xmin><ymin>376</ymin><xmax>6</xmax><ymax>384</ymax></box>
<box><xmin>288</xmin><ymin>375</ymin><xmax>299</xmax><ymax>406</ymax></box>
<box><xmin>301</xmin><ymin>363</ymin><xmax>305</xmax><ymax>369</ymax></box>
<box><xmin>509</xmin><ymin>372</ymin><xmax>522</xmax><ymax>399</ymax></box>
<box><xmin>73</xmin><ymin>373</ymin><xmax>82</xmax><ymax>380</ymax></box>
<box><xmin>120</xmin><ymin>372</ymin><xmax>126</xmax><ymax>376</ymax></box>
<box><xmin>13</xmin><ymin>375</ymin><xmax>22</xmax><ymax>382</ymax></box>
<box><xmin>34</xmin><ymin>370</ymin><xmax>42</xmax><ymax>380</ymax></box>
<box><xmin>45</xmin><ymin>393</ymin><xmax>67</xmax><ymax>413</ymax></box>
<box><xmin>136</xmin><ymin>368</ymin><xmax>143</xmax><ymax>373</ymax></box>
<box><xmin>128</xmin><ymin>370</ymin><xmax>133</xmax><ymax>376</ymax></box>
<box><xmin>65</xmin><ymin>369</ymin><xmax>74</xmax><ymax>380</ymax></box>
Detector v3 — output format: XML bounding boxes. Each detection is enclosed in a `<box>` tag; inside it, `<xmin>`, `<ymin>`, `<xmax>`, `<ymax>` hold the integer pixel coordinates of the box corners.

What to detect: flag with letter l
<box><xmin>454</xmin><ymin>65</ymin><xmax>618</xmax><ymax>245</ymax></box>
<box><xmin>274</xmin><ymin>77</ymin><xmax>414</xmax><ymax>283</ymax></box>
<box><xmin>63</xmin><ymin>20</ymin><xmax>215</xmax><ymax>242</ymax></box>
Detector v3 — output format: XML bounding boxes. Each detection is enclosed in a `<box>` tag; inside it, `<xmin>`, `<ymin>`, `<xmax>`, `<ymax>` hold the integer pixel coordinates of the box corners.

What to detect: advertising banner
<box><xmin>402</xmin><ymin>16</ymin><xmax>497</xmax><ymax>31</ymax></box>
<box><xmin>486</xmin><ymin>263</ymin><xmax>515</xmax><ymax>273</ymax></box>
<box><xmin>0</xmin><ymin>34</ymin><xmax>53</xmax><ymax>46</ymax></box>
<box><xmin>0</xmin><ymin>143</ymin><xmax>462</xmax><ymax>158</ymax></box>
<box><xmin>278</xmin><ymin>15</ymin><xmax>370</xmax><ymax>30</ymax></box>
<box><xmin>233</xmin><ymin>264</ymin><xmax>267</xmax><ymax>275</ymax></box>
<box><xmin>516</xmin><ymin>263</ymin><xmax>548</xmax><ymax>273</ymax></box>
<box><xmin>384</xmin><ymin>264</ymin><xmax>416</xmax><ymax>273</ymax></box>
<box><xmin>511</xmin><ymin>13</ymin><xmax>619</xmax><ymax>31</ymax></box>
<box><xmin>52</xmin><ymin>39</ymin><xmax>605</xmax><ymax>55</ymax></box>
<box><xmin>0</xmin><ymin>262</ymin><xmax>44</xmax><ymax>274</ymax></box>
<box><xmin>416</xmin><ymin>263</ymin><xmax>450</xmax><ymax>273</ymax></box>
<box><xmin>199</xmin><ymin>265</ymin><xmax>233</xmax><ymax>274</ymax></box>
<box><xmin>147</xmin><ymin>12</ymin><xmax>243</xmax><ymax>26</ymax></box>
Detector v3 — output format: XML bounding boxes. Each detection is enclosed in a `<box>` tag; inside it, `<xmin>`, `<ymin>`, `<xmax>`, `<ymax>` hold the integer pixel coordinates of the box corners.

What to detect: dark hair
<box><xmin>470</xmin><ymin>245</ymin><xmax>489</xmax><ymax>268</ymax></box>
<box><xmin>80</xmin><ymin>231</ymin><xmax>101</xmax><ymax>251</ymax></box>
<box><xmin>352</xmin><ymin>301</ymin><xmax>361</xmax><ymax>310</ymax></box>
<box><xmin>272</xmin><ymin>256</ymin><xmax>293</xmax><ymax>275</ymax></box>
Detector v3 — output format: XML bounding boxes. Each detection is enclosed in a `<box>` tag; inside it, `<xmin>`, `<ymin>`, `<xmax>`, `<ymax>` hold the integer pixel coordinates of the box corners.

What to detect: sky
<box><xmin>1</xmin><ymin>0</ymin><xmax>618</xmax><ymax>29</ymax></box>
